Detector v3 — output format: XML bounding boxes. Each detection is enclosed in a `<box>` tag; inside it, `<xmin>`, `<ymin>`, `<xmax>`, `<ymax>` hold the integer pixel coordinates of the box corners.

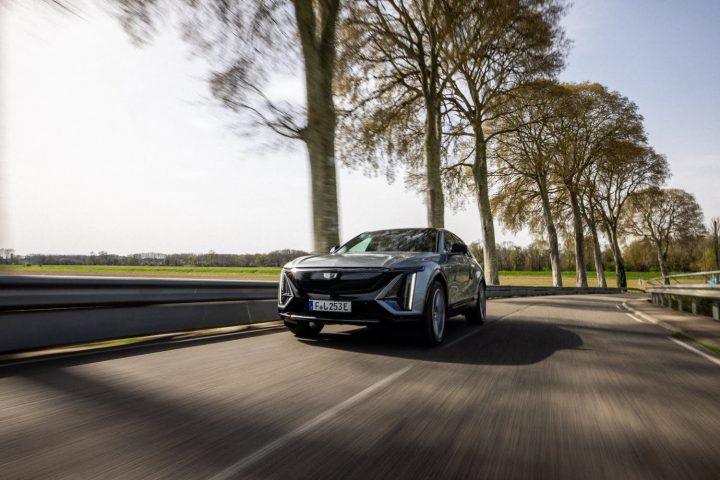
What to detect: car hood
<box><xmin>285</xmin><ymin>252</ymin><xmax>437</xmax><ymax>269</ymax></box>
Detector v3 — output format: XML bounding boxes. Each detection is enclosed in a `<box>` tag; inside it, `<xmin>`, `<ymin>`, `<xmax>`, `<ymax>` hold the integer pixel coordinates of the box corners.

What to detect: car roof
<box><xmin>364</xmin><ymin>227</ymin><xmax>441</xmax><ymax>234</ymax></box>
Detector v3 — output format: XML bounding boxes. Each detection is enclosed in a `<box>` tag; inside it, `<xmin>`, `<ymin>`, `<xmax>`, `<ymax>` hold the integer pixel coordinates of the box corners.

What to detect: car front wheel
<box><xmin>422</xmin><ymin>281</ymin><xmax>447</xmax><ymax>346</ymax></box>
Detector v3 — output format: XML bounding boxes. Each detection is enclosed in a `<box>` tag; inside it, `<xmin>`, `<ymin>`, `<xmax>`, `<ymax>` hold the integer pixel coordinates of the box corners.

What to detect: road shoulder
<box><xmin>623</xmin><ymin>297</ymin><xmax>720</xmax><ymax>357</ymax></box>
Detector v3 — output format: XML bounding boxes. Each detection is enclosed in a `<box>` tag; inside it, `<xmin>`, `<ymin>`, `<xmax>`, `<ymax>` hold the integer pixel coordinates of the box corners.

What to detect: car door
<box><xmin>443</xmin><ymin>231</ymin><xmax>468</xmax><ymax>306</ymax></box>
<box><xmin>450</xmin><ymin>233</ymin><xmax>476</xmax><ymax>302</ymax></box>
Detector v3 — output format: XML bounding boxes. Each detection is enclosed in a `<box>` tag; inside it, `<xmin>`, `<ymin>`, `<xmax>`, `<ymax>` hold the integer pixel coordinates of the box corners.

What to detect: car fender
<box><xmin>420</xmin><ymin>268</ymin><xmax>449</xmax><ymax>311</ymax></box>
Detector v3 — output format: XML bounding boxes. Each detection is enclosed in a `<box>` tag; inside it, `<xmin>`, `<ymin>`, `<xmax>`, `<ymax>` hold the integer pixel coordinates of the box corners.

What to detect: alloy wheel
<box><xmin>431</xmin><ymin>289</ymin><xmax>446</xmax><ymax>340</ymax></box>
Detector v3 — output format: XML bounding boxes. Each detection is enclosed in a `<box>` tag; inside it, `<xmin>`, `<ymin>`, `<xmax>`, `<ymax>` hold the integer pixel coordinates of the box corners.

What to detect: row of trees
<box><xmin>29</xmin><ymin>1</ymin><xmax>712</xmax><ymax>287</ymax></box>
<box><xmin>109</xmin><ymin>0</ymin><xmax>568</xmax><ymax>283</ymax></box>
<box><xmin>11</xmin><ymin>250</ymin><xmax>309</xmax><ymax>267</ymax></box>
<box><xmin>489</xmin><ymin>82</ymin><xmax>709</xmax><ymax>287</ymax></box>
<box><xmin>471</xmin><ymin>229</ymin><xmax>719</xmax><ymax>274</ymax></box>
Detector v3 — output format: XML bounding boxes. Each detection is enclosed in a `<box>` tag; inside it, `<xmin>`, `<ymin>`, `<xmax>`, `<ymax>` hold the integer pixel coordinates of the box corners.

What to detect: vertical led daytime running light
<box><xmin>404</xmin><ymin>273</ymin><xmax>417</xmax><ymax>310</ymax></box>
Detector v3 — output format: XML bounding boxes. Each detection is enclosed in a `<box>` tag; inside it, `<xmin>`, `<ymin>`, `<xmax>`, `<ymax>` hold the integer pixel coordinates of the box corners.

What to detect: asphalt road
<box><xmin>1</xmin><ymin>295</ymin><xmax>719</xmax><ymax>479</ymax></box>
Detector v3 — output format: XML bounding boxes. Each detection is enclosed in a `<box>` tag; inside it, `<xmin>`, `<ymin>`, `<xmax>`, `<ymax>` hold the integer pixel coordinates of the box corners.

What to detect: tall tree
<box><xmin>550</xmin><ymin>83</ymin><xmax>644</xmax><ymax>287</ymax></box>
<box><xmin>112</xmin><ymin>1</ymin><xmax>342</xmax><ymax>253</ymax></box>
<box><xmin>338</xmin><ymin>0</ymin><xmax>457</xmax><ymax>228</ymax></box>
<box><xmin>625</xmin><ymin>188</ymin><xmax>706</xmax><ymax>284</ymax></box>
<box><xmin>492</xmin><ymin>82</ymin><xmax>566</xmax><ymax>287</ymax></box>
<box><xmin>441</xmin><ymin>0</ymin><xmax>567</xmax><ymax>285</ymax></box>
<box><xmin>591</xmin><ymin>142</ymin><xmax>668</xmax><ymax>287</ymax></box>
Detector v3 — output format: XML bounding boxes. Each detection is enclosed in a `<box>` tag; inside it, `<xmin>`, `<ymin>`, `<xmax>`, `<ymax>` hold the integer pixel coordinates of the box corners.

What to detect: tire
<box><xmin>465</xmin><ymin>281</ymin><xmax>486</xmax><ymax>325</ymax></box>
<box><xmin>422</xmin><ymin>281</ymin><xmax>447</xmax><ymax>346</ymax></box>
<box><xmin>284</xmin><ymin>320</ymin><xmax>324</xmax><ymax>338</ymax></box>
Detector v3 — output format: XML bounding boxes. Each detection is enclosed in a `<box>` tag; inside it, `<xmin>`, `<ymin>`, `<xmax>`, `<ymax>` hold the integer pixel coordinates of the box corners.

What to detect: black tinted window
<box><xmin>444</xmin><ymin>231</ymin><xmax>464</xmax><ymax>252</ymax></box>
<box><xmin>338</xmin><ymin>230</ymin><xmax>438</xmax><ymax>253</ymax></box>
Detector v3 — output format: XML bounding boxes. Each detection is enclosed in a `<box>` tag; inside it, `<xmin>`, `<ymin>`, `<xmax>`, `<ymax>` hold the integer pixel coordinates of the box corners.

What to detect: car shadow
<box><xmin>0</xmin><ymin>327</ymin><xmax>284</xmax><ymax>376</ymax></box>
<box><xmin>298</xmin><ymin>316</ymin><xmax>584</xmax><ymax>366</ymax></box>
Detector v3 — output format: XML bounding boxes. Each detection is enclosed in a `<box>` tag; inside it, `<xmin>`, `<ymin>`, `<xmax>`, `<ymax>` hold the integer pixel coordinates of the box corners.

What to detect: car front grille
<box><xmin>288</xmin><ymin>269</ymin><xmax>396</xmax><ymax>295</ymax></box>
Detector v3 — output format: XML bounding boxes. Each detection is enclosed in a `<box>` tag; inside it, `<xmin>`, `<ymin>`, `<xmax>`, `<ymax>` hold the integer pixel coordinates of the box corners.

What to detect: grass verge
<box><xmin>671</xmin><ymin>331</ymin><xmax>720</xmax><ymax>355</ymax></box>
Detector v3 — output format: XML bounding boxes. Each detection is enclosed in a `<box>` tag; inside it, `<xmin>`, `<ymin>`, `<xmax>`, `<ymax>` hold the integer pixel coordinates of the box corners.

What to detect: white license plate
<box><xmin>309</xmin><ymin>300</ymin><xmax>352</xmax><ymax>313</ymax></box>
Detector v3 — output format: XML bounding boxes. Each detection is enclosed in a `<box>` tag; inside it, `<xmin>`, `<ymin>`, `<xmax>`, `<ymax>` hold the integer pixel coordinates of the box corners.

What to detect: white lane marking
<box><xmin>441</xmin><ymin>327</ymin><xmax>487</xmax><ymax>350</ymax></box>
<box><xmin>625</xmin><ymin>313</ymin><xmax>646</xmax><ymax>324</ymax></box>
<box><xmin>620</xmin><ymin>302</ymin><xmax>720</xmax><ymax>367</ymax></box>
<box><xmin>206</xmin><ymin>365</ymin><xmax>412</xmax><ymax>480</ymax></box>
<box><xmin>669</xmin><ymin>337</ymin><xmax>720</xmax><ymax>367</ymax></box>
<box><xmin>620</xmin><ymin>301</ymin><xmax>658</xmax><ymax>324</ymax></box>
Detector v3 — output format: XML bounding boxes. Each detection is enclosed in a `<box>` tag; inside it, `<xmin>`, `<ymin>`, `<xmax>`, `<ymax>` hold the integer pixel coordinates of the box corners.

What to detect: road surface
<box><xmin>1</xmin><ymin>295</ymin><xmax>719</xmax><ymax>479</ymax></box>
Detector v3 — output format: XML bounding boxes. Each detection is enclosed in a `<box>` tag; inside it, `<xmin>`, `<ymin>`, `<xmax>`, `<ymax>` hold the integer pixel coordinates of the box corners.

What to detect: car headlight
<box><xmin>378</xmin><ymin>272</ymin><xmax>417</xmax><ymax>311</ymax></box>
<box><xmin>403</xmin><ymin>273</ymin><xmax>417</xmax><ymax>310</ymax></box>
<box><xmin>278</xmin><ymin>271</ymin><xmax>294</xmax><ymax>307</ymax></box>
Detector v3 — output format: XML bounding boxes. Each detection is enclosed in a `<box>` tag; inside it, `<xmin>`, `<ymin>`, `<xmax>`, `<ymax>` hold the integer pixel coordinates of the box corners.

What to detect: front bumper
<box><xmin>277</xmin><ymin>268</ymin><xmax>426</xmax><ymax>325</ymax></box>
<box><xmin>280</xmin><ymin>297</ymin><xmax>422</xmax><ymax>325</ymax></box>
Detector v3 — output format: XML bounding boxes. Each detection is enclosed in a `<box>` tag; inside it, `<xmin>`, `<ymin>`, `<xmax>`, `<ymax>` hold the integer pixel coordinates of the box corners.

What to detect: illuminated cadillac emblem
<box><xmin>323</xmin><ymin>272</ymin><xmax>338</xmax><ymax>280</ymax></box>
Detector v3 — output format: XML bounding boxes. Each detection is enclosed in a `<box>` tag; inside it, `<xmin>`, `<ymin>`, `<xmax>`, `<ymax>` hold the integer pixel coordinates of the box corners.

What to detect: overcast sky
<box><xmin>1</xmin><ymin>0</ymin><xmax>718</xmax><ymax>255</ymax></box>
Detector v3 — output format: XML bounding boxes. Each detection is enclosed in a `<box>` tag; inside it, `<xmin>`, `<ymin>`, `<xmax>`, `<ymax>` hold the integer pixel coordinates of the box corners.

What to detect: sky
<box><xmin>1</xmin><ymin>0</ymin><xmax>718</xmax><ymax>255</ymax></box>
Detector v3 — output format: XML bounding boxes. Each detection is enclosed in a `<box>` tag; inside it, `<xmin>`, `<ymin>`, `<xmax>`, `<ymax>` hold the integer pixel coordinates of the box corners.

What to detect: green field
<box><xmin>0</xmin><ymin>265</ymin><xmax>282</xmax><ymax>279</ymax></box>
<box><xmin>1</xmin><ymin>265</ymin><xmax>664</xmax><ymax>288</ymax></box>
<box><xmin>498</xmin><ymin>271</ymin><xmax>661</xmax><ymax>289</ymax></box>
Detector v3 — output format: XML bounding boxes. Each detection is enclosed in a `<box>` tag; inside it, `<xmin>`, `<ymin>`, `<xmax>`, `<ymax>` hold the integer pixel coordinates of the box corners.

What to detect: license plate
<box><xmin>309</xmin><ymin>300</ymin><xmax>351</xmax><ymax>313</ymax></box>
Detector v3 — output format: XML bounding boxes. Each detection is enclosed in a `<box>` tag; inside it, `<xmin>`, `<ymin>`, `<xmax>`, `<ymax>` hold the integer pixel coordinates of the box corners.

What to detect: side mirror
<box><xmin>450</xmin><ymin>243</ymin><xmax>468</xmax><ymax>254</ymax></box>
<box><xmin>330</xmin><ymin>245</ymin><xmax>339</xmax><ymax>254</ymax></box>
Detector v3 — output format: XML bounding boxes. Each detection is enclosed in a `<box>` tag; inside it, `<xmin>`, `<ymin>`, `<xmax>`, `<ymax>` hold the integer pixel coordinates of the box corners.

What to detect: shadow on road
<box><xmin>0</xmin><ymin>327</ymin><xmax>284</xmax><ymax>376</ymax></box>
<box><xmin>298</xmin><ymin>317</ymin><xmax>584</xmax><ymax>366</ymax></box>
<box><xmin>498</xmin><ymin>295</ymin><xmax>628</xmax><ymax>313</ymax></box>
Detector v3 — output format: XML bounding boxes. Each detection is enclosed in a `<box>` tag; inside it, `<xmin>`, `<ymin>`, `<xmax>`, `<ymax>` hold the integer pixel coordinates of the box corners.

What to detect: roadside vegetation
<box><xmin>0</xmin><ymin>265</ymin><xmax>282</xmax><ymax>277</ymax></box>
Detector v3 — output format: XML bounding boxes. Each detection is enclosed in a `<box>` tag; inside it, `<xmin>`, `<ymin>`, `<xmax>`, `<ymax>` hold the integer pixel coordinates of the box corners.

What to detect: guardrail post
<box><xmin>691</xmin><ymin>298</ymin><xmax>699</xmax><ymax>315</ymax></box>
<box><xmin>713</xmin><ymin>302</ymin><xmax>720</xmax><ymax>321</ymax></box>
<box><xmin>676</xmin><ymin>296</ymin><xmax>684</xmax><ymax>312</ymax></box>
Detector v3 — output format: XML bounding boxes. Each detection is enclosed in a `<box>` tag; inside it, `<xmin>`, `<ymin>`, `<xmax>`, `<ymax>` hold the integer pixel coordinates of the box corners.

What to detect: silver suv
<box><xmin>278</xmin><ymin>228</ymin><xmax>486</xmax><ymax>346</ymax></box>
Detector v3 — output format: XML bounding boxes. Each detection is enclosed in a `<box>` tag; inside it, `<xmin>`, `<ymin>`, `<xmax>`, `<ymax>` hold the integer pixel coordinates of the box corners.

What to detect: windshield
<box><xmin>336</xmin><ymin>229</ymin><xmax>438</xmax><ymax>253</ymax></box>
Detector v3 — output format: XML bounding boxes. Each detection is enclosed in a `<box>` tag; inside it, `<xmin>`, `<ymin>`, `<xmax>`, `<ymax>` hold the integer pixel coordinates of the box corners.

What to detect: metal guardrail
<box><xmin>646</xmin><ymin>273</ymin><xmax>720</xmax><ymax>320</ymax></box>
<box><xmin>0</xmin><ymin>276</ymin><xmax>630</xmax><ymax>353</ymax></box>
<box><xmin>0</xmin><ymin>276</ymin><xmax>280</xmax><ymax>353</ymax></box>
<box><xmin>486</xmin><ymin>286</ymin><xmax>629</xmax><ymax>298</ymax></box>
<box><xmin>0</xmin><ymin>276</ymin><xmax>630</xmax><ymax>310</ymax></box>
<box><xmin>0</xmin><ymin>275</ymin><xmax>278</xmax><ymax>311</ymax></box>
<box><xmin>646</xmin><ymin>270</ymin><xmax>720</xmax><ymax>287</ymax></box>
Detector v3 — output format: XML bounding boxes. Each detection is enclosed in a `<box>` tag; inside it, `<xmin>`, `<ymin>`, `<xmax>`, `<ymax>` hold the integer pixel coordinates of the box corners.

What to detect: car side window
<box><xmin>444</xmin><ymin>232</ymin><xmax>469</xmax><ymax>256</ymax></box>
<box><xmin>444</xmin><ymin>232</ymin><xmax>460</xmax><ymax>253</ymax></box>
<box><xmin>443</xmin><ymin>232</ymin><xmax>452</xmax><ymax>253</ymax></box>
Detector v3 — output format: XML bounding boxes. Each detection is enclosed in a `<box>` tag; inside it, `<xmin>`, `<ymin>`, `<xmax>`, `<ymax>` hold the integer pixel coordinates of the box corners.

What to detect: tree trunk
<box><xmin>582</xmin><ymin>203</ymin><xmax>606</xmax><ymax>288</ymax></box>
<box><xmin>538</xmin><ymin>184</ymin><xmax>562</xmax><ymax>287</ymax></box>
<box><xmin>295</xmin><ymin>0</ymin><xmax>341</xmax><ymax>254</ymax></box>
<box><xmin>424</xmin><ymin>96</ymin><xmax>444</xmax><ymax>228</ymax></box>
<box><xmin>305</xmin><ymin>121</ymin><xmax>340</xmax><ymax>254</ymax></box>
<box><xmin>712</xmin><ymin>218</ymin><xmax>720</xmax><ymax>270</ymax></box>
<box><xmin>608</xmin><ymin>225</ymin><xmax>627</xmax><ymax>288</ymax></box>
<box><xmin>473</xmin><ymin>132</ymin><xmax>500</xmax><ymax>285</ymax></box>
<box><xmin>657</xmin><ymin>249</ymin><xmax>670</xmax><ymax>285</ymax></box>
<box><xmin>588</xmin><ymin>221</ymin><xmax>607</xmax><ymax>288</ymax></box>
<box><xmin>568</xmin><ymin>189</ymin><xmax>588</xmax><ymax>287</ymax></box>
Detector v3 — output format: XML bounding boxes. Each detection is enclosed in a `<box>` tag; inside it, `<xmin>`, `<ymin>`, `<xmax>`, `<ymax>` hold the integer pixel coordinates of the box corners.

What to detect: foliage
<box><xmin>110</xmin><ymin>0</ymin><xmax>341</xmax><ymax>253</ymax></box>
<box><xmin>624</xmin><ymin>188</ymin><xmax>707</xmax><ymax>282</ymax></box>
